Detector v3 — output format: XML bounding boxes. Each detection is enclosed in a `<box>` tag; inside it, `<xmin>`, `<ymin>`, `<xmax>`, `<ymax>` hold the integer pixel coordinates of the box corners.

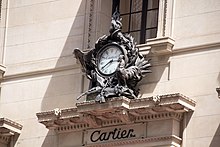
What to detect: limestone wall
<box><xmin>0</xmin><ymin>0</ymin><xmax>220</xmax><ymax>147</ymax></box>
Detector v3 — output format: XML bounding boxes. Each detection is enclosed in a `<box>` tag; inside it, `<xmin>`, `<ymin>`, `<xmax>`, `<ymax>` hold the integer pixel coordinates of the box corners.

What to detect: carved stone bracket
<box><xmin>138</xmin><ymin>37</ymin><xmax>175</xmax><ymax>56</ymax></box>
<box><xmin>36</xmin><ymin>93</ymin><xmax>195</xmax><ymax>133</ymax></box>
<box><xmin>82</xmin><ymin>114</ymin><xmax>101</xmax><ymax>128</ymax></box>
<box><xmin>36</xmin><ymin>108</ymin><xmax>79</xmax><ymax>129</ymax></box>
<box><xmin>0</xmin><ymin>118</ymin><xmax>22</xmax><ymax>145</ymax></box>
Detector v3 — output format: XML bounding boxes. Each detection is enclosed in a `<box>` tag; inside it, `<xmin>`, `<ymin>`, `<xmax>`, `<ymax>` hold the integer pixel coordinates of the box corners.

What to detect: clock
<box><xmin>97</xmin><ymin>44</ymin><xmax>124</xmax><ymax>76</ymax></box>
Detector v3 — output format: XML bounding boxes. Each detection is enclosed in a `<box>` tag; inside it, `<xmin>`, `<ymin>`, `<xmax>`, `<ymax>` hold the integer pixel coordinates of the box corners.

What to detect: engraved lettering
<box><xmin>112</xmin><ymin>128</ymin><xmax>118</xmax><ymax>139</ymax></box>
<box><xmin>128</xmin><ymin>129</ymin><xmax>136</xmax><ymax>137</ymax></box>
<box><xmin>115</xmin><ymin>128</ymin><xmax>121</xmax><ymax>139</ymax></box>
<box><xmin>121</xmin><ymin>130</ymin><xmax>127</xmax><ymax>138</ymax></box>
<box><xmin>90</xmin><ymin>130</ymin><xmax>100</xmax><ymax>142</ymax></box>
<box><xmin>90</xmin><ymin>128</ymin><xmax>136</xmax><ymax>142</ymax></box>
<box><xmin>99</xmin><ymin>132</ymin><xmax>107</xmax><ymax>141</ymax></box>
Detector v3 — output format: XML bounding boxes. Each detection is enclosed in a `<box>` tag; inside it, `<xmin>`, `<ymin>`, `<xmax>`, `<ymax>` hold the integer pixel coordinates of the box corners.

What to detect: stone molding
<box><xmin>157</xmin><ymin>0</ymin><xmax>175</xmax><ymax>38</ymax></box>
<box><xmin>0</xmin><ymin>117</ymin><xmax>23</xmax><ymax>145</ymax></box>
<box><xmin>173</xmin><ymin>41</ymin><xmax>220</xmax><ymax>55</ymax></box>
<box><xmin>0</xmin><ymin>118</ymin><xmax>22</xmax><ymax>135</ymax></box>
<box><xmin>86</xmin><ymin>135</ymin><xmax>182</xmax><ymax>147</ymax></box>
<box><xmin>87</xmin><ymin>0</ymin><xmax>95</xmax><ymax>49</ymax></box>
<box><xmin>138</xmin><ymin>37</ymin><xmax>175</xmax><ymax>56</ymax></box>
<box><xmin>3</xmin><ymin>56</ymin><xmax>79</xmax><ymax>81</ymax></box>
<box><xmin>52</xmin><ymin>112</ymin><xmax>182</xmax><ymax>134</ymax></box>
<box><xmin>0</xmin><ymin>136</ymin><xmax>10</xmax><ymax>144</ymax></box>
<box><xmin>36</xmin><ymin>93</ymin><xmax>195</xmax><ymax>132</ymax></box>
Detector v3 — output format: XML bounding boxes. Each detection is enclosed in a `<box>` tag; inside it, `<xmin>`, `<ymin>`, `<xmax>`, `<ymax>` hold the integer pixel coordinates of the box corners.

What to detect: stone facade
<box><xmin>0</xmin><ymin>0</ymin><xmax>220</xmax><ymax>147</ymax></box>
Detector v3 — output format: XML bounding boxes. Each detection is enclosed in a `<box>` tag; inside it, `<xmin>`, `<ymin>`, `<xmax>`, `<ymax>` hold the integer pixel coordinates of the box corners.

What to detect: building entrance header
<box><xmin>85</xmin><ymin>123</ymin><xmax>145</xmax><ymax>145</ymax></box>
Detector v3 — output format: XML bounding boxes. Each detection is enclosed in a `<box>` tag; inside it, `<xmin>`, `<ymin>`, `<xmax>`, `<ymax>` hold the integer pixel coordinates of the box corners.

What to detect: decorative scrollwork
<box><xmin>74</xmin><ymin>10</ymin><xmax>151</xmax><ymax>103</ymax></box>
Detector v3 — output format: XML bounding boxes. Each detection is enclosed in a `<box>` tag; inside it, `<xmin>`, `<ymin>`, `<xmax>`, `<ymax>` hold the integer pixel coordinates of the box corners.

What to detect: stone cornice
<box><xmin>0</xmin><ymin>118</ymin><xmax>23</xmax><ymax>135</ymax></box>
<box><xmin>3</xmin><ymin>56</ymin><xmax>79</xmax><ymax>81</ymax></box>
<box><xmin>173</xmin><ymin>41</ymin><xmax>220</xmax><ymax>55</ymax></box>
<box><xmin>138</xmin><ymin>37</ymin><xmax>175</xmax><ymax>56</ymax></box>
<box><xmin>86</xmin><ymin>135</ymin><xmax>182</xmax><ymax>147</ymax></box>
<box><xmin>76</xmin><ymin>93</ymin><xmax>195</xmax><ymax>112</ymax></box>
<box><xmin>0</xmin><ymin>117</ymin><xmax>23</xmax><ymax>145</ymax></box>
<box><xmin>36</xmin><ymin>93</ymin><xmax>195</xmax><ymax>132</ymax></box>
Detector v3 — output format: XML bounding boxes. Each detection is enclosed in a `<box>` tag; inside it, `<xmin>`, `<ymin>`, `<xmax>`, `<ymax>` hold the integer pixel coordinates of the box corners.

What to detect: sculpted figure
<box><xmin>74</xmin><ymin>10</ymin><xmax>151</xmax><ymax>102</ymax></box>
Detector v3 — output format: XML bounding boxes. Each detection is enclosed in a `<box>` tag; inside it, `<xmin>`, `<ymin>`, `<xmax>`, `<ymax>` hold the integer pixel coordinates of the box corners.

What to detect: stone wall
<box><xmin>0</xmin><ymin>0</ymin><xmax>220</xmax><ymax>147</ymax></box>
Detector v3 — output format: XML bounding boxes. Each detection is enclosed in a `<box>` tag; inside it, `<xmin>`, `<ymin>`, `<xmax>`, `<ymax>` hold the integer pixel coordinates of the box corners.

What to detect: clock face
<box><xmin>98</xmin><ymin>45</ymin><xmax>123</xmax><ymax>75</ymax></box>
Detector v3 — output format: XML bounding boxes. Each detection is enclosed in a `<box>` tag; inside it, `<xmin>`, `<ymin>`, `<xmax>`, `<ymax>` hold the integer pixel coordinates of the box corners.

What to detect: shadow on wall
<box><xmin>40</xmin><ymin>1</ymin><xmax>87</xmax><ymax>147</ymax></box>
<box><xmin>40</xmin><ymin>0</ymin><xmax>114</xmax><ymax>112</ymax></box>
<box><xmin>138</xmin><ymin>54</ymin><xmax>171</xmax><ymax>97</ymax></box>
<box><xmin>210</xmin><ymin>124</ymin><xmax>220</xmax><ymax>147</ymax></box>
<box><xmin>40</xmin><ymin>1</ymin><xmax>87</xmax><ymax>112</ymax></box>
<box><xmin>182</xmin><ymin>111</ymin><xmax>193</xmax><ymax>137</ymax></box>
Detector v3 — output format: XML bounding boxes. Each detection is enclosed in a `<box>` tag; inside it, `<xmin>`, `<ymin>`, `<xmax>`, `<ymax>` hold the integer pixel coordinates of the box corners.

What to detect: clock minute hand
<box><xmin>101</xmin><ymin>59</ymin><xmax>113</xmax><ymax>70</ymax></box>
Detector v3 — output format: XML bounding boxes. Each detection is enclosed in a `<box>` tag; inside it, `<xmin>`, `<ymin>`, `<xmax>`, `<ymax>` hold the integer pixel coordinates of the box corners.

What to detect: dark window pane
<box><xmin>146</xmin><ymin>10</ymin><xmax>158</xmax><ymax>29</ymax></box>
<box><xmin>132</xmin><ymin>0</ymin><xmax>143</xmax><ymax>12</ymax></box>
<box><xmin>121</xmin><ymin>15</ymin><xmax>129</xmax><ymax>32</ymax></box>
<box><xmin>131</xmin><ymin>13</ymin><xmax>142</xmax><ymax>31</ymax></box>
<box><xmin>120</xmin><ymin>0</ymin><xmax>130</xmax><ymax>14</ymax></box>
<box><xmin>148</xmin><ymin>0</ymin><xmax>159</xmax><ymax>10</ymax></box>
<box><xmin>114</xmin><ymin>0</ymin><xmax>159</xmax><ymax>43</ymax></box>
<box><xmin>146</xmin><ymin>28</ymin><xmax>157</xmax><ymax>39</ymax></box>
<box><xmin>130</xmin><ymin>31</ymin><xmax>141</xmax><ymax>44</ymax></box>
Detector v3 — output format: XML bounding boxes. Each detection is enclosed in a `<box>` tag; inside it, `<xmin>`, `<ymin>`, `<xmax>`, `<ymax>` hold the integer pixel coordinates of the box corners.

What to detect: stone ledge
<box><xmin>138</xmin><ymin>37</ymin><xmax>175</xmax><ymax>56</ymax></box>
<box><xmin>0</xmin><ymin>118</ymin><xmax>23</xmax><ymax>144</ymax></box>
<box><xmin>3</xmin><ymin>56</ymin><xmax>79</xmax><ymax>81</ymax></box>
<box><xmin>36</xmin><ymin>93</ymin><xmax>195</xmax><ymax>131</ymax></box>
<box><xmin>0</xmin><ymin>118</ymin><xmax>22</xmax><ymax>135</ymax></box>
<box><xmin>86</xmin><ymin>135</ymin><xmax>182</xmax><ymax>147</ymax></box>
<box><xmin>76</xmin><ymin>93</ymin><xmax>196</xmax><ymax>112</ymax></box>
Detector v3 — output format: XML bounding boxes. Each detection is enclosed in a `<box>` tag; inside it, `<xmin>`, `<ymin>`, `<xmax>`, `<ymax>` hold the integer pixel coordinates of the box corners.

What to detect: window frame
<box><xmin>112</xmin><ymin>0</ymin><xmax>160</xmax><ymax>44</ymax></box>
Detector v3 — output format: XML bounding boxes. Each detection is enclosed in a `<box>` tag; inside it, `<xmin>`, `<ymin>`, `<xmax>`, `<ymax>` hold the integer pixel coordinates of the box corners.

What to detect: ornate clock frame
<box><xmin>74</xmin><ymin>11</ymin><xmax>151</xmax><ymax>102</ymax></box>
<box><xmin>96</xmin><ymin>42</ymin><xmax>127</xmax><ymax>76</ymax></box>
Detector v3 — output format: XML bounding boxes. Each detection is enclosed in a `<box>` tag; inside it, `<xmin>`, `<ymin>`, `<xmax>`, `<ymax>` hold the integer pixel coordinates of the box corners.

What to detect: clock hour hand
<box><xmin>101</xmin><ymin>59</ymin><xmax>114</xmax><ymax>70</ymax></box>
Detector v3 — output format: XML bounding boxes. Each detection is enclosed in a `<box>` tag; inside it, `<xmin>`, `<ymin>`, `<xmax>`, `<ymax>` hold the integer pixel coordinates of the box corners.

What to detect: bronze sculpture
<box><xmin>74</xmin><ymin>11</ymin><xmax>151</xmax><ymax>102</ymax></box>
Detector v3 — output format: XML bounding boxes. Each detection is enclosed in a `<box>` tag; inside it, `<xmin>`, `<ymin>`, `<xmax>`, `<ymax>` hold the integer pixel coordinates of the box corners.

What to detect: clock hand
<box><xmin>101</xmin><ymin>59</ymin><xmax>114</xmax><ymax>70</ymax></box>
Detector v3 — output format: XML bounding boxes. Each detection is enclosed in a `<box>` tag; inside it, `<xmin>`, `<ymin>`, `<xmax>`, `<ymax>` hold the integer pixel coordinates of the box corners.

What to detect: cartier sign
<box><xmin>85</xmin><ymin>123</ymin><xmax>145</xmax><ymax>144</ymax></box>
<box><xmin>90</xmin><ymin>128</ymin><xmax>136</xmax><ymax>142</ymax></box>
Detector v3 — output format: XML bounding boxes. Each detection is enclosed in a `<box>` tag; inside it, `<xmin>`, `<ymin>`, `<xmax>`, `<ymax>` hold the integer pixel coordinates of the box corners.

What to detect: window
<box><xmin>112</xmin><ymin>0</ymin><xmax>159</xmax><ymax>44</ymax></box>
